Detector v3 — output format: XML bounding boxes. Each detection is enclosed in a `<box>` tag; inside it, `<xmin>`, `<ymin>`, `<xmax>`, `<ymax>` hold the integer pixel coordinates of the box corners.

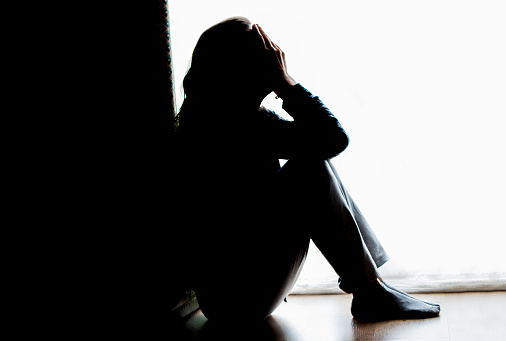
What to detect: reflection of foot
<box><xmin>351</xmin><ymin>280</ymin><xmax>441</xmax><ymax>322</ymax></box>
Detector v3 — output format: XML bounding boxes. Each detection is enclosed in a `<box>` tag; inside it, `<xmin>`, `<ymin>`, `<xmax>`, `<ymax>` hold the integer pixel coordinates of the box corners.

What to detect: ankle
<box><xmin>352</xmin><ymin>278</ymin><xmax>382</xmax><ymax>296</ymax></box>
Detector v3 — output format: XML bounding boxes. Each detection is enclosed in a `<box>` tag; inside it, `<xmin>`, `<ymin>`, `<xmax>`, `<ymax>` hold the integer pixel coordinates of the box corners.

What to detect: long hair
<box><xmin>176</xmin><ymin>17</ymin><xmax>269</xmax><ymax>129</ymax></box>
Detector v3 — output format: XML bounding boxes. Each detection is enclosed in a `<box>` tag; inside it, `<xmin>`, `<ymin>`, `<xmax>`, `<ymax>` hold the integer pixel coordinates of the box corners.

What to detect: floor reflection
<box><xmin>172</xmin><ymin>310</ymin><xmax>297</xmax><ymax>340</ymax></box>
<box><xmin>172</xmin><ymin>293</ymin><xmax>506</xmax><ymax>341</ymax></box>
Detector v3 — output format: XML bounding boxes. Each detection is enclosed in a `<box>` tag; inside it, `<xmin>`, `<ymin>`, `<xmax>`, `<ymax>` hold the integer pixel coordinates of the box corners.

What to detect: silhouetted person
<box><xmin>175</xmin><ymin>17</ymin><xmax>440</xmax><ymax>322</ymax></box>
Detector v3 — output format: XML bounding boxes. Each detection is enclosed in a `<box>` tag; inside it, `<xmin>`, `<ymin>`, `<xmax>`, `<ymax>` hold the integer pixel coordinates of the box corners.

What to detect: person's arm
<box><xmin>259</xmin><ymin>85</ymin><xmax>349</xmax><ymax>160</ymax></box>
<box><xmin>254</xmin><ymin>25</ymin><xmax>349</xmax><ymax>160</ymax></box>
<box><xmin>284</xmin><ymin>84</ymin><xmax>349</xmax><ymax>157</ymax></box>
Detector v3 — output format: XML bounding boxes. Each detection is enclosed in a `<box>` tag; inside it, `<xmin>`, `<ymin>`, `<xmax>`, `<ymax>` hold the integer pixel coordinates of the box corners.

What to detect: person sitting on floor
<box><xmin>175</xmin><ymin>16</ymin><xmax>441</xmax><ymax>322</ymax></box>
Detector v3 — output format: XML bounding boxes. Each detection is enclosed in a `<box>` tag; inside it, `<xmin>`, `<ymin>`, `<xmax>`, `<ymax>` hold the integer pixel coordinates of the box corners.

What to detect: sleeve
<box><xmin>260</xmin><ymin>84</ymin><xmax>349</xmax><ymax>160</ymax></box>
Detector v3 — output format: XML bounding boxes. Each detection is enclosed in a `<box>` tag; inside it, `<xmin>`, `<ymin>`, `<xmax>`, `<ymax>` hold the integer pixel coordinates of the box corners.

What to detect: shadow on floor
<box><xmin>171</xmin><ymin>310</ymin><xmax>297</xmax><ymax>340</ymax></box>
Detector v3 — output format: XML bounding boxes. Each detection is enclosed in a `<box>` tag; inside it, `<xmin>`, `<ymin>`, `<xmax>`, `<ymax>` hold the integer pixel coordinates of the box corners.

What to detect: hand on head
<box><xmin>252</xmin><ymin>24</ymin><xmax>297</xmax><ymax>97</ymax></box>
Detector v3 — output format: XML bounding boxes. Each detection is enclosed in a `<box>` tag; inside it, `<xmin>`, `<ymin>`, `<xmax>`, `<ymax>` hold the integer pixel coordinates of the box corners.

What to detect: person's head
<box><xmin>182</xmin><ymin>17</ymin><xmax>273</xmax><ymax>104</ymax></box>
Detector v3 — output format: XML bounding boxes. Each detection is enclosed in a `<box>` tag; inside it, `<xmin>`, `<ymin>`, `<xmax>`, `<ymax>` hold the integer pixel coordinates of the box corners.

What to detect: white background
<box><xmin>169</xmin><ymin>0</ymin><xmax>506</xmax><ymax>293</ymax></box>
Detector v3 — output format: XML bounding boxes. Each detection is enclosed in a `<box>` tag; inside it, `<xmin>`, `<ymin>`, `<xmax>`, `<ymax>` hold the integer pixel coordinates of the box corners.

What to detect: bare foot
<box><xmin>351</xmin><ymin>280</ymin><xmax>440</xmax><ymax>322</ymax></box>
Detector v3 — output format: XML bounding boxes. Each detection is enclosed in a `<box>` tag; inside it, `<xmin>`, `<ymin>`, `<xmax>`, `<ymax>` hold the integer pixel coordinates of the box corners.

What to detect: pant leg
<box><xmin>277</xmin><ymin>158</ymin><xmax>388</xmax><ymax>293</ymax></box>
<box><xmin>191</xmin><ymin>180</ymin><xmax>310</xmax><ymax>321</ymax></box>
<box><xmin>193</xmin><ymin>233</ymin><xmax>309</xmax><ymax>321</ymax></box>
<box><xmin>326</xmin><ymin>161</ymin><xmax>389</xmax><ymax>269</ymax></box>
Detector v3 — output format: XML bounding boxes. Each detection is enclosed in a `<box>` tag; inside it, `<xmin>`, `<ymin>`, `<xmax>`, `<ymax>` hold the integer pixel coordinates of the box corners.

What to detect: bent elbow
<box><xmin>340</xmin><ymin>132</ymin><xmax>350</xmax><ymax>153</ymax></box>
<box><xmin>305</xmin><ymin>122</ymin><xmax>350</xmax><ymax>159</ymax></box>
<box><xmin>326</xmin><ymin>129</ymin><xmax>349</xmax><ymax>158</ymax></box>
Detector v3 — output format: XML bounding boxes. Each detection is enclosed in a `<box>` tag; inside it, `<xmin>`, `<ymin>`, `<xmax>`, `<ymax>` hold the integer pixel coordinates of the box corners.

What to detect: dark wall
<box><xmin>32</xmin><ymin>1</ymin><xmax>178</xmax><ymax>337</ymax></box>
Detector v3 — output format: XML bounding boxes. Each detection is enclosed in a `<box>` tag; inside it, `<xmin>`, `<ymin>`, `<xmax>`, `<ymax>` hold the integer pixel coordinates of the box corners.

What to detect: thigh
<box><xmin>192</xmin><ymin>190</ymin><xmax>310</xmax><ymax>321</ymax></box>
<box><xmin>194</xmin><ymin>232</ymin><xmax>309</xmax><ymax>321</ymax></box>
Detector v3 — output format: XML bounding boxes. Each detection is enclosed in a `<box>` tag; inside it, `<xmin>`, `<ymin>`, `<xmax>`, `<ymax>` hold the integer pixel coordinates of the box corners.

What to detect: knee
<box><xmin>278</xmin><ymin>158</ymin><xmax>329</xmax><ymax>177</ymax></box>
<box><xmin>277</xmin><ymin>158</ymin><xmax>334</xmax><ymax>205</ymax></box>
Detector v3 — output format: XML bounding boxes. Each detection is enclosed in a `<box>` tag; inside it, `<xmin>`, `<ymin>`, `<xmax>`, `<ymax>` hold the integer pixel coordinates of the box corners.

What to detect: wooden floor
<box><xmin>172</xmin><ymin>291</ymin><xmax>506</xmax><ymax>340</ymax></box>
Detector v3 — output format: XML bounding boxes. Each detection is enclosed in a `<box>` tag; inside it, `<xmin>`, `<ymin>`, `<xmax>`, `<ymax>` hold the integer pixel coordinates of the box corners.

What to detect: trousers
<box><xmin>191</xmin><ymin>159</ymin><xmax>389</xmax><ymax>320</ymax></box>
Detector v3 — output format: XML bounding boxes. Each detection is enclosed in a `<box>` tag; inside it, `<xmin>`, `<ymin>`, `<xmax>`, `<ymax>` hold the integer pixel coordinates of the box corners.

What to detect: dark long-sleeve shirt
<box><xmin>254</xmin><ymin>83</ymin><xmax>349</xmax><ymax>161</ymax></box>
<box><xmin>175</xmin><ymin>84</ymin><xmax>349</xmax><ymax>225</ymax></box>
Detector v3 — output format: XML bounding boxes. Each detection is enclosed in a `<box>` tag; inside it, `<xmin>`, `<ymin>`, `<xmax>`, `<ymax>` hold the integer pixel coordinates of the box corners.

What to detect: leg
<box><xmin>191</xmin><ymin>189</ymin><xmax>310</xmax><ymax>321</ymax></box>
<box><xmin>277</xmin><ymin>158</ymin><xmax>385</xmax><ymax>292</ymax></box>
<box><xmin>278</xmin><ymin>158</ymin><xmax>440</xmax><ymax>321</ymax></box>
<box><xmin>326</xmin><ymin>161</ymin><xmax>390</xmax><ymax>271</ymax></box>
<box><xmin>193</xmin><ymin>235</ymin><xmax>310</xmax><ymax>321</ymax></box>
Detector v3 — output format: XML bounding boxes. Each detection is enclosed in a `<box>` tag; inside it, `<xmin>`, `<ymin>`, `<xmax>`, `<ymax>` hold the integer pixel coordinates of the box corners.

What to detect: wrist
<box><xmin>274</xmin><ymin>76</ymin><xmax>297</xmax><ymax>99</ymax></box>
